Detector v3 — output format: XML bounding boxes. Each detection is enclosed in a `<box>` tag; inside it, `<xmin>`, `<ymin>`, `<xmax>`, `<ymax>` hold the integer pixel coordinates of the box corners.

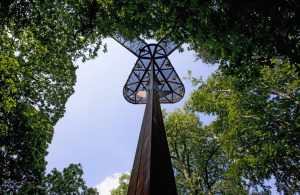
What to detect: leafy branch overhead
<box><xmin>95</xmin><ymin>0</ymin><xmax>299</xmax><ymax>80</ymax></box>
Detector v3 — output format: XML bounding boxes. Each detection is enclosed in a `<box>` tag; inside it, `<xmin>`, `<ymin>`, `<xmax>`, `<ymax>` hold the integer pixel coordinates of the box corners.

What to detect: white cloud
<box><xmin>96</xmin><ymin>172</ymin><xmax>127</xmax><ymax>195</ymax></box>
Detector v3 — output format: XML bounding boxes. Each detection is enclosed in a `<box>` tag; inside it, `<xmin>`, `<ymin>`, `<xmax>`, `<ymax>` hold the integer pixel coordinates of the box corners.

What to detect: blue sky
<box><xmin>45</xmin><ymin>38</ymin><xmax>217</xmax><ymax>190</ymax></box>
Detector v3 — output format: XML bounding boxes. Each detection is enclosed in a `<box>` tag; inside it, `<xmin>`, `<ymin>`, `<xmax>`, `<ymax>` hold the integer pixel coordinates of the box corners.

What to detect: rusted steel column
<box><xmin>127</xmin><ymin>61</ymin><xmax>177</xmax><ymax>195</ymax></box>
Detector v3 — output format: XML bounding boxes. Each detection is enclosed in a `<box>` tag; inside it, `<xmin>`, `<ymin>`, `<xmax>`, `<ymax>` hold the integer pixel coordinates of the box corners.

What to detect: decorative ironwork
<box><xmin>112</xmin><ymin>34</ymin><xmax>185</xmax><ymax>104</ymax></box>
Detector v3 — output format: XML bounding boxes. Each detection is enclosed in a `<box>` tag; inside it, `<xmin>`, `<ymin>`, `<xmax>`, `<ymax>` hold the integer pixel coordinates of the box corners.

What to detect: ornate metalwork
<box><xmin>112</xmin><ymin>34</ymin><xmax>185</xmax><ymax>104</ymax></box>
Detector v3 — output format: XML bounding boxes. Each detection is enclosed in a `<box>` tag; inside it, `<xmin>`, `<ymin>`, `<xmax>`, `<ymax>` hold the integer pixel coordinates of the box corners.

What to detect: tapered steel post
<box><xmin>127</xmin><ymin>61</ymin><xmax>178</xmax><ymax>195</ymax></box>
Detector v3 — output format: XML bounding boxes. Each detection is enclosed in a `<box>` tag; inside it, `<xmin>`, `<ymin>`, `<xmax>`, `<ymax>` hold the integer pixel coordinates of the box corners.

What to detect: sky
<box><xmin>45</xmin><ymin>37</ymin><xmax>217</xmax><ymax>193</ymax></box>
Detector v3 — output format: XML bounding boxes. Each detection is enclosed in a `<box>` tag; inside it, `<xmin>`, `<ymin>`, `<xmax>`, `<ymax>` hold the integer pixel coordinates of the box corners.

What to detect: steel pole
<box><xmin>127</xmin><ymin>60</ymin><xmax>178</xmax><ymax>195</ymax></box>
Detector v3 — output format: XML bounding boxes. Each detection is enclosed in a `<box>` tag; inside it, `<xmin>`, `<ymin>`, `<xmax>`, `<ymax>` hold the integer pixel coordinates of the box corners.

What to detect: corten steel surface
<box><xmin>113</xmin><ymin>34</ymin><xmax>185</xmax><ymax>104</ymax></box>
<box><xmin>127</xmin><ymin>62</ymin><xmax>178</xmax><ymax>195</ymax></box>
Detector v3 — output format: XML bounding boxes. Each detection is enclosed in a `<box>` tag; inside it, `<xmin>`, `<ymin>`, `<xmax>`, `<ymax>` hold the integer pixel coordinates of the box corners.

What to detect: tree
<box><xmin>0</xmin><ymin>25</ymin><xmax>77</xmax><ymax>192</ymax></box>
<box><xmin>185</xmin><ymin>59</ymin><xmax>300</xmax><ymax>193</ymax></box>
<box><xmin>0</xmin><ymin>0</ymin><xmax>105</xmax><ymax>62</ymax></box>
<box><xmin>92</xmin><ymin>0</ymin><xmax>299</xmax><ymax>81</ymax></box>
<box><xmin>43</xmin><ymin>163</ymin><xmax>98</xmax><ymax>194</ymax></box>
<box><xmin>0</xmin><ymin>0</ymin><xmax>107</xmax><ymax>191</ymax></box>
<box><xmin>0</xmin><ymin>103</ymin><xmax>53</xmax><ymax>193</ymax></box>
<box><xmin>9</xmin><ymin>0</ymin><xmax>294</xmax><ymax>80</ymax></box>
<box><xmin>111</xmin><ymin>173</ymin><xmax>130</xmax><ymax>195</ymax></box>
<box><xmin>164</xmin><ymin>109</ymin><xmax>248</xmax><ymax>194</ymax></box>
<box><xmin>1</xmin><ymin>0</ymin><xmax>299</xmax><ymax>192</ymax></box>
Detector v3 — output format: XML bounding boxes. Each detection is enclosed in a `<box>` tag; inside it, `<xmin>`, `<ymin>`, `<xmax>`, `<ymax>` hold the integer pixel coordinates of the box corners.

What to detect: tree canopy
<box><xmin>0</xmin><ymin>103</ymin><xmax>53</xmax><ymax>193</ymax></box>
<box><xmin>0</xmin><ymin>0</ymin><xmax>105</xmax><ymax>191</ymax></box>
<box><xmin>94</xmin><ymin>0</ymin><xmax>299</xmax><ymax>81</ymax></box>
<box><xmin>0</xmin><ymin>0</ymin><xmax>299</xmax><ymax>193</ymax></box>
<box><xmin>3</xmin><ymin>1</ymin><xmax>299</xmax><ymax>78</ymax></box>
<box><xmin>111</xmin><ymin>173</ymin><xmax>130</xmax><ymax>195</ymax></box>
<box><xmin>43</xmin><ymin>163</ymin><xmax>98</xmax><ymax>194</ymax></box>
<box><xmin>185</xmin><ymin>59</ymin><xmax>300</xmax><ymax>193</ymax></box>
<box><xmin>164</xmin><ymin>109</ymin><xmax>248</xmax><ymax>194</ymax></box>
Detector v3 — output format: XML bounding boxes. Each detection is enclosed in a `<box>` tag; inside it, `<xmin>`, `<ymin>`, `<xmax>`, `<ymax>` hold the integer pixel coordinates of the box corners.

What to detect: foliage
<box><xmin>164</xmin><ymin>109</ymin><xmax>248</xmax><ymax>194</ymax></box>
<box><xmin>185</xmin><ymin>60</ymin><xmax>300</xmax><ymax>193</ymax></box>
<box><xmin>0</xmin><ymin>0</ymin><xmax>107</xmax><ymax>191</ymax></box>
<box><xmin>43</xmin><ymin>163</ymin><xmax>98</xmax><ymax>194</ymax></box>
<box><xmin>0</xmin><ymin>27</ymin><xmax>77</xmax><ymax>123</ymax></box>
<box><xmin>2</xmin><ymin>0</ymin><xmax>298</xmax><ymax>87</ymax></box>
<box><xmin>111</xmin><ymin>109</ymin><xmax>249</xmax><ymax>194</ymax></box>
<box><xmin>111</xmin><ymin>173</ymin><xmax>130</xmax><ymax>195</ymax></box>
<box><xmin>0</xmin><ymin>26</ymin><xmax>76</xmax><ymax>192</ymax></box>
<box><xmin>94</xmin><ymin>0</ymin><xmax>299</xmax><ymax>81</ymax></box>
<box><xmin>0</xmin><ymin>103</ymin><xmax>53</xmax><ymax>193</ymax></box>
<box><xmin>0</xmin><ymin>0</ymin><xmax>106</xmax><ymax>61</ymax></box>
<box><xmin>1</xmin><ymin>0</ymin><xmax>299</xmax><ymax>193</ymax></box>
